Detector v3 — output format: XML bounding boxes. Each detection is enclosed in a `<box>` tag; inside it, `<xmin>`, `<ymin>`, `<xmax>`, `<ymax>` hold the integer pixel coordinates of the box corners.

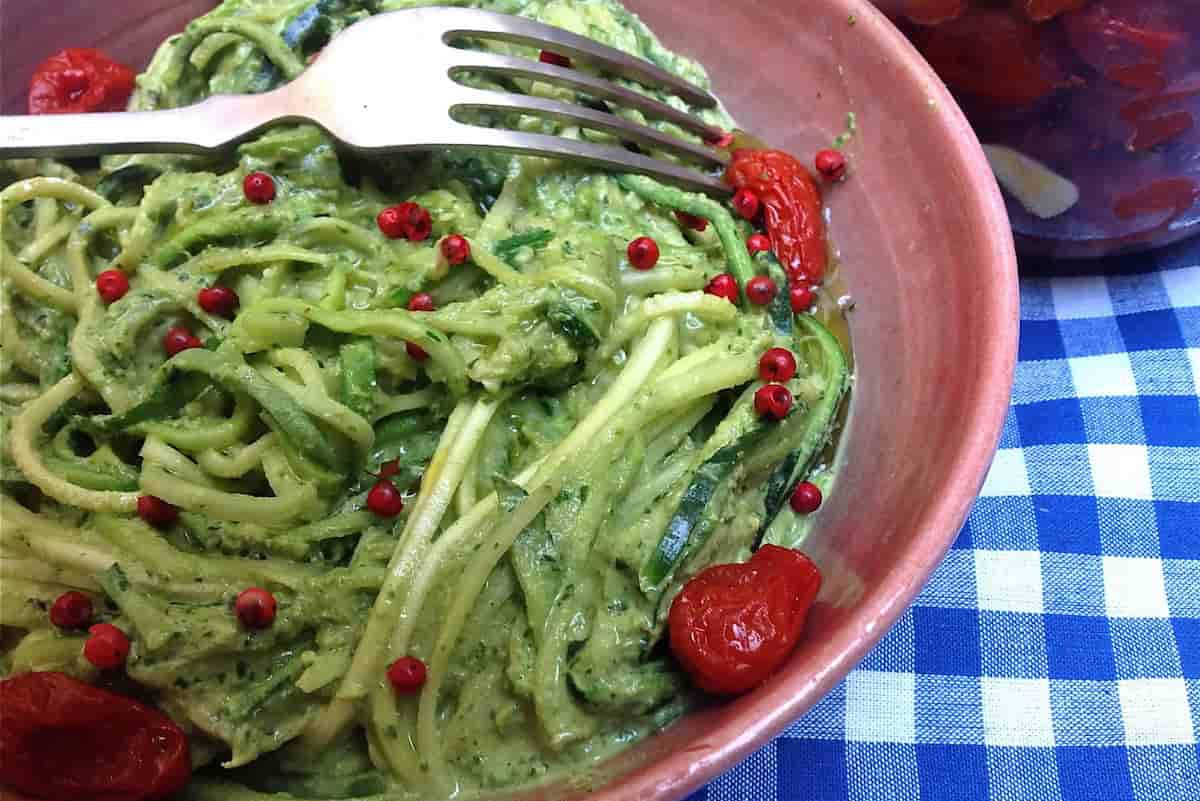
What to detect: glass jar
<box><xmin>876</xmin><ymin>0</ymin><xmax>1200</xmax><ymax>258</ymax></box>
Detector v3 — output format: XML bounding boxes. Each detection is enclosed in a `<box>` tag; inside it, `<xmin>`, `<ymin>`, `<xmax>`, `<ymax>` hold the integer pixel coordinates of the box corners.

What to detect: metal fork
<box><xmin>0</xmin><ymin>7</ymin><xmax>730</xmax><ymax>194</ymax></box>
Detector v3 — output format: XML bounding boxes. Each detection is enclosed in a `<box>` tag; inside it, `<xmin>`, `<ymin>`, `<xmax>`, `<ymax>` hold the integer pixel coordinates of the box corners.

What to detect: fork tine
<box><xmin>439</xmin><ymin>9</ymin><xmax>719</xmax><ymax>110</ymax></box>
<box><xmin>447</xmin><ymin>50</ymin><xmax>725</xmax><ymax>142</ymax></box>
<box><xmin>443</xmin><ymin>125</ymin><xmax>729</xmax><ymax>195</ymax></box>
<box><xmin>451</xmin><ymin>88</ymin><xmax>728</xmax><ymax>169</ymax></box>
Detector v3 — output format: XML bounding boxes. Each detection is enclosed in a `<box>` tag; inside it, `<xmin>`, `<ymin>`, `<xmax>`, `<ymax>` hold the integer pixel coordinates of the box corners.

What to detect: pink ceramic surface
<box><xmin>0</xmin><ymin>1</ymin><xmax>1018</xmax><ymax>799</ymax></box>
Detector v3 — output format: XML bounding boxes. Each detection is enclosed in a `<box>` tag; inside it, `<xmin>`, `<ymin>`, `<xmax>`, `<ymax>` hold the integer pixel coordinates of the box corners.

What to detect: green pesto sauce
<box><xmin>0</xmin><ymin>1</ymin><xmax>851</xmax><ymax>799</ymax></box>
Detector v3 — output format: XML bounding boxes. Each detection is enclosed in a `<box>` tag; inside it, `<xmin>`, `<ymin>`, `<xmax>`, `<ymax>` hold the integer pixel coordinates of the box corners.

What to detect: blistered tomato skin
<box><xmin>28</xmin><ymin>48</ymin><xmax>136</xmax><ymax>115</ymax></box>
<box><xmin>725</xmin><ymin>149</ymin><xmax>827</xmax><ymax>282</ymax></box>
<box><xmin>669</xmin><ymin>545</ymin><xmax>822</xmax><ymax>695</ymax></box>
<box><xmin>0</xmin><ymin>672</ymin><xmax>191</xmax><ymax>801</ymax></box>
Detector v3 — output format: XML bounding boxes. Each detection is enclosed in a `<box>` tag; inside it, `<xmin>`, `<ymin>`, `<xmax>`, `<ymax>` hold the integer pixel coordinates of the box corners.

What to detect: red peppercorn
<box><xmin>197</xmin><ymin>285</ymin><xmax>239</xmax><ymax>318</ymax></box>
<box><xmin>387</xmin><ymin>656</ymin><xmax>428</xmax><ymax>694</ymax></box>
<box><xmin>367</xmin><ymin>478</ymin><xmax>405</xmax><ymax>517</ymax></box>
<box><xmin>379</xmin><ymin>202</ymin><xmax>432</xmax><ymax>241</ymax></box>
<box><xmin>754</xmin><ymin>383</ymin><xmax>793</xmax><ymax>421</ymax></box>
<box><xmin>234</xmin><ymin>587</ymin><xmax>277</xmax><ymax>630</ymax></box>
<box><xmin>759</xmin><ymin>348</ymin><xmax>798</xmax><ymax>383</ymax></box>
<box><xmin>627</xmin><ymin>236</ymin><xmax>660</xmax><ymax>271</ymax></box>
<box><xmin>49</xmin><ymin>591</ymin><xmax>93</xmax><ymax>630</ymax></box>
<box><xmin>745</xmin><ymin>275</ymin><xmax>778</xmax><ymax>306</ymax></box>
<box><xmin>137</xmin><ymin>495</ymin><xmax>178</xmax><ymax>527</ymax></box>
<box><xmin>243</xmin><ymin>171</ymin><xmax>276</xmax><ymax>204</ymax></box>
<box><xmin>704</xmin><ymin>273</ymin><xmax>740</xmax><ymax>304</ymax></box>
<box><xmin>675</xmin><ymin>210</ymin><xmax>708</xmax><ymax>232</ymax></box>
<box><xmin>790</xmin><ymin>283</ymin><xmax>816</xmax><ymax>314</ymax></box>
<box><xmin>83</xmin><ymin>623</ymin><xmax>130</xmax><ymax>670</ymax></box>
<box><xmin>747</xmin><ymin>233</ymin><xmax>772</xmax><ymax>255</ymax></box>
<box><xmin>732</xmin><ymin>188</ymin><xmax>761</xmax><ymax>221</ymax></box>
<box><xmin>406</xmin><ymin>292</ymin><xmax>436</xmax><ymax>313</ymax></box>
<box><xmin>790</xmin><ymin>481</ymin><xmax>823</xmax><ymax>514</ymax></box>
<box><xmin>401</xmin><ymin>202</ymin><xmax>433</xmax><ymax>242</ymax></box>
<box><xmin>441</xmin><ymin>234</ymin><xmax>471</xmax><ymax>265</ymax></box>
<box><xmin>705</xmin><ymin>130</ymin><xmax>735</xmax><ymax>148</ymax></box>
<box><xmin>95</xmin><ymin>269</ymin><xmax>129</xmax><ymax>304</ymax></box>
<box><xmin>378</xmin><ymin>459</ymin><xmax>400</xmax><ymax>479</ymax></box>
<box><xmin>539</xmin><ymin>50</ymin><xmax>572</xmax><ymax>68</ymax></box>
<box><xmin>163</xmin><ymin>326</ymin><xmax>202</xmax><ymax>357</ymax></box>
<box><xmin>406</xmin><ymin>342</ymin><xmax>429</xmax><ymax>362</ymax></box>
<box><xmin>814</xmin><ymin>149</ymin><xmax>848</xmax><ymax>182</ymax></box>
<box><xmin>377</xmin><ymin>205</ymin><xmax>408</xmax><ymax>239</ymax></box>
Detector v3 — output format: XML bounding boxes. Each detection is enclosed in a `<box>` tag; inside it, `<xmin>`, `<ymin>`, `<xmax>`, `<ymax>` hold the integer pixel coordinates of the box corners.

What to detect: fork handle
<box><xmin>0</xmin><ymin>90</ymin><xmax>296</xmax><ymax>160</ymax></box>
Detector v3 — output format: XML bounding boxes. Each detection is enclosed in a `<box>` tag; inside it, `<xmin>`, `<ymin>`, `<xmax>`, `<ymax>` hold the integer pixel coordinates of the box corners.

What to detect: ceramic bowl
<box><xmin>0</xmin><ymin>1</ymin><xmax>1018</xmax><ymax>799</ymax></box>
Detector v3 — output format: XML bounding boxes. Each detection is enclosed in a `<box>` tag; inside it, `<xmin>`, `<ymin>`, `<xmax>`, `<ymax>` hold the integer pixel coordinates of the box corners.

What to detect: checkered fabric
<box><xmin>689</xmin><ymin>242</ymin><xmax>1200</xmax><ymax>801</ymax></box>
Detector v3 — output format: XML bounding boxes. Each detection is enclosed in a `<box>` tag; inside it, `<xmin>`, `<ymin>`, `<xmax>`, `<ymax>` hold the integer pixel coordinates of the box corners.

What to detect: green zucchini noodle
<box><xmin>0</xmin><ymin>1</ymin><xmax>852</xmax><ymax>798</ymax></box>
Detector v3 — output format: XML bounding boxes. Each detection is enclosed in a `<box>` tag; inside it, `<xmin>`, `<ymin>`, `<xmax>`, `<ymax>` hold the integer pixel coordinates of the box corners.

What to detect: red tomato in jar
<box><xmin>912</xmin><ymin>8</ymin><xmax>1064</xmax><ymax>107</ymax></box>
<box><xmin>724</xmin><ymin>150</ymin><xmax>827</xmax><ymax>282</ymax></box>
<box><xmin>903</xmin><ymin>0</ymin><xmax>968</xmax><ymax>26</ymax></box>
<box><xmin>27</xmin><ymin>48</ymin><xmax>136</xmax><ymax>115</ymax></box>
<box><xmin>1012</xmin><ymin>0</ymin><xmax>1088</xmax><ymax>23</ymax></box>
<box><xmin>668</xmin><ymin>545</ymin><xmax>822</xmax><ymax>695</ymax></box>
<box><xmin>0</xmin><ymin>672</ymin><xmax>190</xmax><ymax>801</ymax></box>
<box><xmin>1062</xmin><ymin>1</ymin><xmax>1189</xmax><ymax>78</ymax></box>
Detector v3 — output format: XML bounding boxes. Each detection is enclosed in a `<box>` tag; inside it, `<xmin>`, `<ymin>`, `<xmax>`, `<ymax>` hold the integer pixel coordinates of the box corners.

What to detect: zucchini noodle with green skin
<box><xmin>0</xmin><ymin>0</ymin><xmax>851</xmax><ymax>798</ymax></box>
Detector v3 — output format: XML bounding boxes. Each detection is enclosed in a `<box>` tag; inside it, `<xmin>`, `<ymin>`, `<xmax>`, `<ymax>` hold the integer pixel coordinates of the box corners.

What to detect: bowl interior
<box><xmin>0</xmin><ymin>2</ymin><xmax>1018</xmax><ymax>800</ymax></box>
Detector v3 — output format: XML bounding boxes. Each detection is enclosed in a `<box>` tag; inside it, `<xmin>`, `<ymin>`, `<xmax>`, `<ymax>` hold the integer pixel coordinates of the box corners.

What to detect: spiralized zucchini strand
<box><xmin>416</xmin><ymin>482</ymin><xmax>560</xmax><ymax>792</ymax></box>
<box><xmin>302</xmin><ymin>399</ymin><xmax>479</xmax><ymax>747</ymax></box>
<box><xmin>10</xmin><ymin>374</ymin><xmax>139</xmax><ymax>512</ymax></box>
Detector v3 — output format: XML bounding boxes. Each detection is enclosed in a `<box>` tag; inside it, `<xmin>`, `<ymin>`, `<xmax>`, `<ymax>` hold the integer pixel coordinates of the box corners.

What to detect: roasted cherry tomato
<box><xmin>1062</xmin><ymin>1</ymin><xmax>1187</xmax><ymax>78</ymax></box>
<box><xmin>668</xmin><ymin>545</ymin><xmax>822</xmax><ymax>695</ymax></box>
<box><xmin>902</xmin><ymin>0</ymin><xmax>968</xmax><ymax>26</ymax></box>
<box><xmin>28</xmin><ymin>48</ymin><xmax>136</xmax><ymax>115</ymax></box>
<box><xmin>911</xmin><ymin>8</ymin><xmax>1061</xmax><ymax>107</ymax></box>
<box><xmin>1012</xmin><ymin>0</ymin><xmax>1089</xmax><ymax>22</ymax></box>
<box><xmin>724</xmin><ymin>149</ymin><xmax>827</xmax><ymax>282</ymax></box>
<box><xmin>1012</xmin><ymin>0</ymin><xmax>1087</xmax><ymax>22</ymax></box>
<box><xmin>0</xmin><ymin>671</ymin><xmax>191</xmax><ymax>801</ymax></box>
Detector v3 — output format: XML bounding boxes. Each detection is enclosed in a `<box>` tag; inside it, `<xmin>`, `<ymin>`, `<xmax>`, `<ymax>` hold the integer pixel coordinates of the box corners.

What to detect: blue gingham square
<box><xmin>695</xmin><ymin>245</ymin><xmax>1200</xmax><ymax>800</ymax></box>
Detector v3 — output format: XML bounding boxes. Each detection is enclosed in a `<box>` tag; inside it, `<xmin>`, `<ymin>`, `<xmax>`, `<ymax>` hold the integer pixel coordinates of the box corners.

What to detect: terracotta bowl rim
<box><xmin>597</xmin><ymin>1</ymin><xmax>1020</xmax><ymax>799</ymax></box>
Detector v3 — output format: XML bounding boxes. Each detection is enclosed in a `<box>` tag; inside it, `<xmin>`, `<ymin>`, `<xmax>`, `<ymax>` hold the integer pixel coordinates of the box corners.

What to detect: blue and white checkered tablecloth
<box><xmin>690</xmin><ymin>241</ymin><xmax>1200</xmax><ymax>801</ymax></box>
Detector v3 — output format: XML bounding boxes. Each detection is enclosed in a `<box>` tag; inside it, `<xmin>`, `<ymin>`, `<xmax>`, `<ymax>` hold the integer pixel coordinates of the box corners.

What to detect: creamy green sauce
<box><xmin>0</xmin><ymin>2</ymin><xmax>850</xmax><ymax>798</ymax></box>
